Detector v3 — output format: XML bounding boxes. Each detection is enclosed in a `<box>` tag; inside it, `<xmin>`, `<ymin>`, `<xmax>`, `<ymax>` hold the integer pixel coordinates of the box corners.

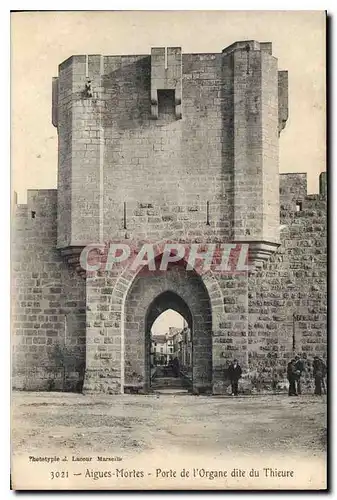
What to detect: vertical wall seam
<box><xmin>85</xmin><ymin>54</ymin><xmax>89</xmax><ymax>78</ymax></box>
<box><xmin>164</xmin><ymin>46</ymin><xmax>168</xmax><ymax>70</ymax></box>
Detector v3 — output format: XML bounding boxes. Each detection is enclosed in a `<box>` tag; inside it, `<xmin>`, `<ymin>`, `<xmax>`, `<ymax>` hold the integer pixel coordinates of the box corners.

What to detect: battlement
<box><xmin>280</xmin><ymin>173</ymin><xmax>308</xmax><ymax>204</ymax></box>
<box><xmin>319</xmin><ymin>171</ymin><xmax>327</xmax><ymax>196</ymax></box>
<box><xmin>280</xmin><ymin>171</ymin><xmax>326</xmax><ymax>200</ymax></box>
<box><xmin>13</xmin><ymin>190</ymin><xmax>58</xmax><ymax>209</ymax></box>
<box><xmin>222</xmin><ymin>40</ymin><xmax>272</xmax><ymax>55</ymax></box>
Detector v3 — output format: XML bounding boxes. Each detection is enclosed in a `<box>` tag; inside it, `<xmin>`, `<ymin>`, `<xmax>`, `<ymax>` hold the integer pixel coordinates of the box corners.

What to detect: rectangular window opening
<box><xmin>157</xmin><ymin>89</ymin><xmax>175</xmax><ymax>119</ymax></box>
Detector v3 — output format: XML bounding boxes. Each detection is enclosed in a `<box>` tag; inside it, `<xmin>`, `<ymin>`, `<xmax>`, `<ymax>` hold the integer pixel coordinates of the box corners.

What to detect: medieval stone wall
<box><xmin>12</xmin><ymin>173</ymin><xmax>326</xmax><ymax>394</ymax></box>
<box><xmin>248</xmin><ymin>173</ymin><xmax>327</xmax><ymax>391</ymax></box>
<box><xmin>12</xmin><ymin>190</ymin><xmax>86</xmax><ymax>391</ymax></box>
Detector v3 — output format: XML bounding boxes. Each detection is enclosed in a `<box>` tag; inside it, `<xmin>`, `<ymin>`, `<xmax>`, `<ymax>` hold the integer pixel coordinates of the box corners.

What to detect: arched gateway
<box><xmin>123</xmin><ymin>261</ymin><xmax>215</xmax><ymax>393</ymax></box>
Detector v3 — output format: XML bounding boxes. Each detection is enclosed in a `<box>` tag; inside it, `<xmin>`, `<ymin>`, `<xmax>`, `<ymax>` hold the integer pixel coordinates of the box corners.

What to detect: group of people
<box><xmin>287</xmin><ymin>354</ymin><xmax>327</xmax><ymax>396</ymax></box>
<box><xmin>225</xmin><ymin>355</ymin><xmax>327</xmax><ymax>397</ymax></box>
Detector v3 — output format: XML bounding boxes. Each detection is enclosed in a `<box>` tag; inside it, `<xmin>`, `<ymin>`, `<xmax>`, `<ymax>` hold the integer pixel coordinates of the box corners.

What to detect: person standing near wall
<box><xmin>313</xmin><ymin>356</ymin><xmax>327</xmax><ymax>396</ymax></box>
<box><xmin>287</xmin><ymin>359</ymin><xmax>298</xmax><ymax>396</ymax></box>
<box><xmin>294</xmin><ymin>354</ymin><xmax>306</xmax><ymax>395</ymax></box>
<box><xmin>172</xmin><ymin>356</ymin><xmax>180</xmax><ymax>378</ymax></box>
<box><xmin>228</xmin><ymin>359</ymin><xmax>242</xmax><ymax>396</ymax></box>
<box><xmin>322</xmin><ymin>358</ymin><xmax>327</xmax><ymax>395</ymax></box>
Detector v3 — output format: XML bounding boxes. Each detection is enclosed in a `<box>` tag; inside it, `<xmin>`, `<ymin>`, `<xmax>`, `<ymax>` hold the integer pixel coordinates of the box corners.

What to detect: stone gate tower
<box><xmin>54</xmin><ymin>41</ymin><xmax>288</xmax><ymax>262</ymax></box>
<box><xmin>12</xmin><ymin>41</ymin><xmax>326</xmax><ymax>394</ymax></box>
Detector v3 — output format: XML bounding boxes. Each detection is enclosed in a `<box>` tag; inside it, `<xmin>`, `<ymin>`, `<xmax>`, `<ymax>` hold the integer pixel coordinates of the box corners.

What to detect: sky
<box><xmin>11</xmin><ymin>10</ymin><xmax>326</xmax><ymax>204</ymax></box>
<box><xmin>151</xmin><ymin>310</ymin><xmax>185</xmax><ymax>335</ymax></box>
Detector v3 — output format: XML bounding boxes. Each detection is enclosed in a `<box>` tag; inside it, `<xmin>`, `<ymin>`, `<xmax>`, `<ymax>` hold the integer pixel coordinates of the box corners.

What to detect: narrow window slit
<box><xmin>206</xmin><ymin>201</ymin><xmax>210</xmax><ymax>226</ymax></box>
<box><xmin>123</xmin><ymin>202</ymin><xmax>127</xmax><ymax>229</ymax></box>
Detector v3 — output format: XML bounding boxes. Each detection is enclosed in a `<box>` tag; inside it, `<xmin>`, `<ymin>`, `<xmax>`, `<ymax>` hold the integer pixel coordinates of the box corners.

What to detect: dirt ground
<box><xmin>12</xmin><ymin>390</ymin><xmax>327</xmax><ymax>460</ymax></box>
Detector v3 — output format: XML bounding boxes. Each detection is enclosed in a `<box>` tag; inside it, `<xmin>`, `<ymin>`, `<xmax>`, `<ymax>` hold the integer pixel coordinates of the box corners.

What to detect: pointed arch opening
<box><xmin>146</xmin><ymin>293</ymin><xmax>193</xmax><ymax>390</ymax></box>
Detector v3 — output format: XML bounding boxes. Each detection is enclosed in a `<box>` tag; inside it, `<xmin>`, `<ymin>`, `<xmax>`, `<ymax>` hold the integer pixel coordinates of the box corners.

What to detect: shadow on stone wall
<box><xmin>45</xmin><ymin>342</ymin><xmax>85</xmax><ymax>393</ymax></box>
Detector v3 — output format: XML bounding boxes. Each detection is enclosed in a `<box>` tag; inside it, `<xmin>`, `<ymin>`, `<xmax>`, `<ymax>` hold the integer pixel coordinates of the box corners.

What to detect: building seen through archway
<box><xmin>150</xmin><ymin>309</ymin><xmax>192</xmax><ymax>392</ymax></box>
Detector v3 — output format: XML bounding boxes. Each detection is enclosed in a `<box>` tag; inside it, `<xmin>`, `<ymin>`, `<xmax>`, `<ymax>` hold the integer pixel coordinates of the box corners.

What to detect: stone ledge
<box><xmin>231</xmin><ymin>240</ymin><xmax>280</xmax><ymax>270</ymax></box>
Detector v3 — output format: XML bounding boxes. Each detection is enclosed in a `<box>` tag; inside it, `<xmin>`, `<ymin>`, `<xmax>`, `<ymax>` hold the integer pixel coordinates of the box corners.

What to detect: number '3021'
<box><xmin>50</xmin><ymin>471</ymin><xmax>69</xmax><ymax>480</ymax></box>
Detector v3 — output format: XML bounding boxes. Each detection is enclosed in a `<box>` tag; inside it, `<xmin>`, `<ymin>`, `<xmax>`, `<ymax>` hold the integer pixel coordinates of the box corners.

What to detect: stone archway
<box><xmin>123</xmin><ymin>262</ymin><xmax>213</xmax><ymax>393</ymax></box>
